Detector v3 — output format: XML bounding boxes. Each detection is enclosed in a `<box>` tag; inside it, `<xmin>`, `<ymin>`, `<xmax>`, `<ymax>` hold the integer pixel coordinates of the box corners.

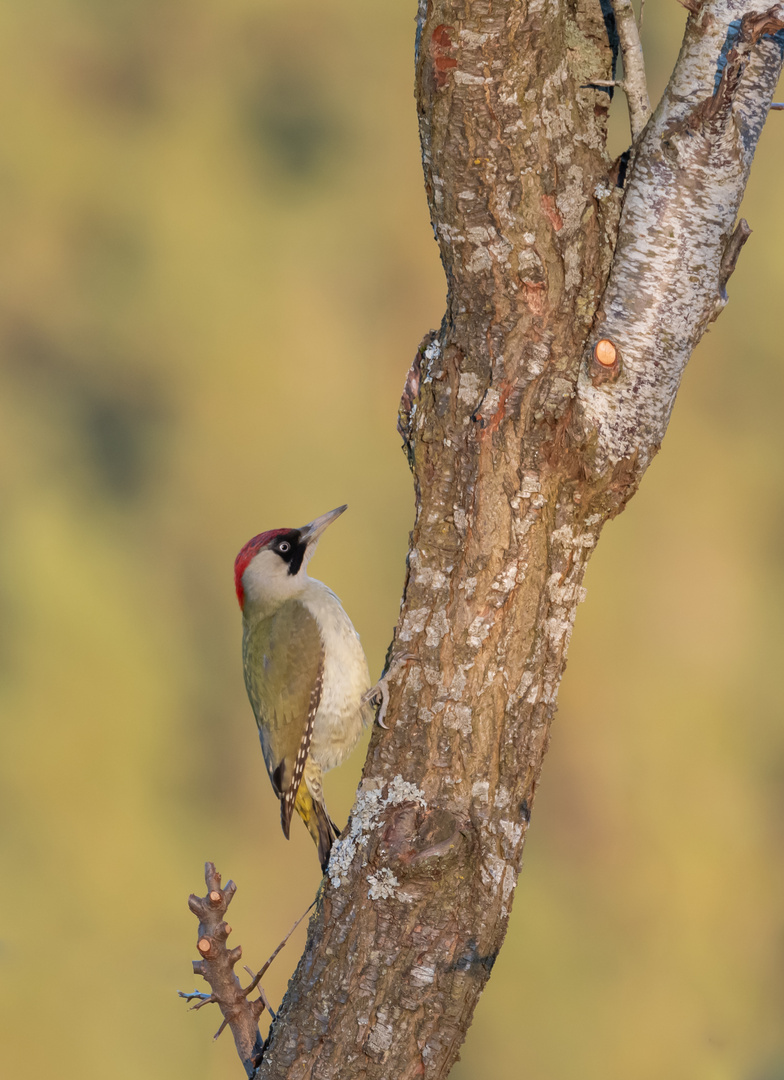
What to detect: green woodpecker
<box><xmin>234</xmin><ymin>505</ymin><xmax>373</xmax><ymax>871</ymax></box>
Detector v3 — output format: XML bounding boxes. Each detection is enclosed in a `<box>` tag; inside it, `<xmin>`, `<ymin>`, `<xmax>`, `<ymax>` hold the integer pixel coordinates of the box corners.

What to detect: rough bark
<box><xmin>253</xmin><ymin>3</ymin><xmax>784</xmax><ymax>1078</ymax></box>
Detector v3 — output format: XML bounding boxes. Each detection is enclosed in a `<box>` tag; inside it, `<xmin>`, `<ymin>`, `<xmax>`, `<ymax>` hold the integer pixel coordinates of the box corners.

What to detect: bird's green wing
<box><xmin>242</xmin><ymin>600</ymin><xmax>324</xmax><ymax>837</ymax></box>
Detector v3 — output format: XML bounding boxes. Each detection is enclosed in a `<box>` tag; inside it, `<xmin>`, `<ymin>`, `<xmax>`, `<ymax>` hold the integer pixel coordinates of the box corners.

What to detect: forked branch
<box><xmin>179</xmin><ymin>863</ymin><xmax>312</xmax><ymax>1078</ymax></box>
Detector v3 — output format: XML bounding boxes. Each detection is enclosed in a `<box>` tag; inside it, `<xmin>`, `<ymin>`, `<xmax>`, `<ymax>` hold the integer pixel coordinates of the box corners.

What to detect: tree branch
<box><xmin>575</xmin><ymin>0</ymin><xmax>784</xmax><ymax>472</ymax></box>
<box><xmin>611</xmin><ymin>0</ymin><xmax>652</xmax><ymax>139</ymax></box>
<box><xmin>181</xmin><ymin>864</ymin><xmax>269</xmax><ymax>1077</ymax></box>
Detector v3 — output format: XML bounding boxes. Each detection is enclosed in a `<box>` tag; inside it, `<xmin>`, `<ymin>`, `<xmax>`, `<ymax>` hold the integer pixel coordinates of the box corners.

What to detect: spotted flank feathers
<box><xmin>281</xmin><ymin>653</ymin><xmax>324</xmax><ymax>838</ymax></box>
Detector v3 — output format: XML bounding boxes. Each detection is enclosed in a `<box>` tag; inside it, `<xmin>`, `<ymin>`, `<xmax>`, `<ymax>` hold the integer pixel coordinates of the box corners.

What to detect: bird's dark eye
<box><xmin>278</xmin><ymin>541</ymin><xmax>291</xmax><ymax>553</ymax></box>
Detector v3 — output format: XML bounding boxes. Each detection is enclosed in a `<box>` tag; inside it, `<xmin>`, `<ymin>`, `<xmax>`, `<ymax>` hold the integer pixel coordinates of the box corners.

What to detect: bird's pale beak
<box><xmin>299</xmin><ymin>505</ymin><xmax>348</xmax><ymax>548</ymax></box>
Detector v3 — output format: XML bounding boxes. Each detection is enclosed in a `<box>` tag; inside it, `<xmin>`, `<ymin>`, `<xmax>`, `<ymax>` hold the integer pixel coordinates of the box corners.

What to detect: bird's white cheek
<box><xmin>242</xmin><ymin>550</ymin><xmax>303</xmax><ymax>613</ymax></box>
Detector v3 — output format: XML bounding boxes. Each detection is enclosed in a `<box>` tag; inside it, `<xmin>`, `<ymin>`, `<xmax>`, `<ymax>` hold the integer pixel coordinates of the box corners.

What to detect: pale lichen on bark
<box><xmin>328</xmin><ymin>776</ymin><xmax>427</xmax><ymax>892</ymax></box>
<box><xmin>253</xmin><ymin>3</ymin><xmax>784</xmax><ymax>1078</ymax></box>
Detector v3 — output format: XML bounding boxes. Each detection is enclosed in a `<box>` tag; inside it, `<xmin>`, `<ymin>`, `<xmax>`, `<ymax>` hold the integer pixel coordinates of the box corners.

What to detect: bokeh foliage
<box><xmin>0</xmin><ymin>3</ymin><xmax>781</xmax><ymax>1078</ymax></box>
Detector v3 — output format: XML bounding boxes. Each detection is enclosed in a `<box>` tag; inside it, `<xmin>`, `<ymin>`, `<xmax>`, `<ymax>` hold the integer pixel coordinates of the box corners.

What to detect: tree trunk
<box><xmin>257</xmin><ymin>2</ymin><xmax>784</xmax><ymax>1077</ymax></box>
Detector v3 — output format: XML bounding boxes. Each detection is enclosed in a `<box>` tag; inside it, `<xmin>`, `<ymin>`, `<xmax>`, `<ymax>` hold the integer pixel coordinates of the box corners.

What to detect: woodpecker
<box><xmin>234</xmin><ymin>505</ymin><xmax>373</xmax><ymax>871</ymax></box>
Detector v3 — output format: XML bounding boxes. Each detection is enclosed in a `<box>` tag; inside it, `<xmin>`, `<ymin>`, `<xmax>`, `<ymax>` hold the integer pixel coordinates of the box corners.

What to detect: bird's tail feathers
<box><xmin>293</xmin><ymin>782</ymin><xmax>340</xmax><ymax>872</ymax></box>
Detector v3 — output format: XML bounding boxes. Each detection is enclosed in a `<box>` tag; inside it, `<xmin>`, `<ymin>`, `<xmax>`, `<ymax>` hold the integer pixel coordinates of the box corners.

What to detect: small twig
<box><xmin>611</xmin><ymin>0</ymin><xmax>651</xmax><ymax>140</ymax></box>
<box><xmin>178</xmin><ymin>989</ymin><xmax>217</xmax><ymax>1011</ymax></box>
<box><xmin>259</xmin><ymin>986</ymin><xmax>277</xmax><ymax>1021</ymax></box>
<box><xmin>243</xmin><ymin>898</ymin><xmax>316</xmax><ymax>998</ymax></box>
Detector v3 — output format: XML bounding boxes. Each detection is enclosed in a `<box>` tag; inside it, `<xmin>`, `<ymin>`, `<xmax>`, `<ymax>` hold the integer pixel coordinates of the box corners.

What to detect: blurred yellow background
<box><xmin>0</xmin><ymin>3</ymin><xmax>781</xmax><ymax>1078</ymax></box>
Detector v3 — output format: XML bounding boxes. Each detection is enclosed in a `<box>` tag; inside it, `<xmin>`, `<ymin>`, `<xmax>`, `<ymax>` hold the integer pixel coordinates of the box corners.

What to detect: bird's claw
<box><xmin>363</xmin><ymin>652</ymin><xmax>418</xmax><ymax>729</ymax></box>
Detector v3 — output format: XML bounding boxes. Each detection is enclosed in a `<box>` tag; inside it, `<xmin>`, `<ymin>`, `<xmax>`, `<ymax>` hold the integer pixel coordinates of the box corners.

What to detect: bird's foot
<box><xmin>362</xmin><ymin>652</ymin><xmax>418</xmax><ymax>729</ymax></box>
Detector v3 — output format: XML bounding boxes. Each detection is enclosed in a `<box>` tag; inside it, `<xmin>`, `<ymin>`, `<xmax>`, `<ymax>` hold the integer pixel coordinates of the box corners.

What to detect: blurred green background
<box><xmin>0</xmin><ymin>2</ymin><xmax>782</xmax><ymax>1078</ymax></box>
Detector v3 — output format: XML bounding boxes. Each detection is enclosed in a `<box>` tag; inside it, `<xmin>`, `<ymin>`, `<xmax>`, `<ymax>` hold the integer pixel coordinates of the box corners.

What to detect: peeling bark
<box><xmin>252</xmin><ymin>3</ymin><xmax>784</xmax><ymax>1078</ymax></box>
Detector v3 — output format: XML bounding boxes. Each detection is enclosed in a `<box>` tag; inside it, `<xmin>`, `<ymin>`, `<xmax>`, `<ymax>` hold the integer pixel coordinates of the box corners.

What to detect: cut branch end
<box><xmin>590</xmin><ymin>339</ymin><xmax>622</xmax><ymax>385</ymax></box>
